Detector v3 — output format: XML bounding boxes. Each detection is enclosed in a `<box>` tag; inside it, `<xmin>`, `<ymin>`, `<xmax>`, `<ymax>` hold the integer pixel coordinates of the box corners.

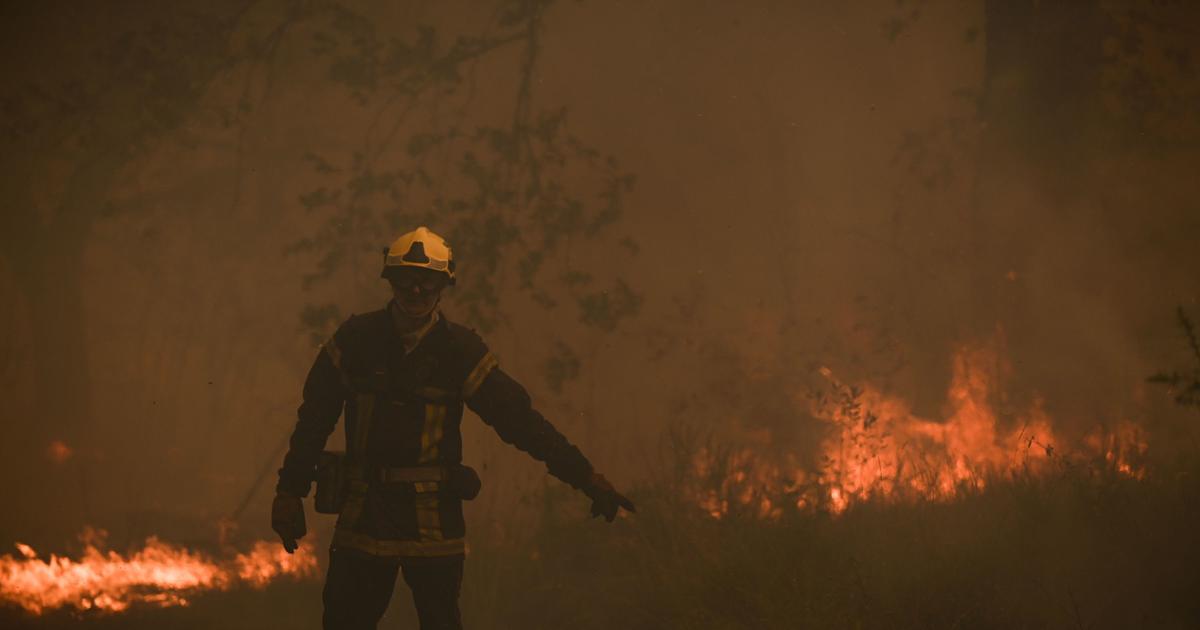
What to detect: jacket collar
<box><xmin>387</xmin><ymin>302</ymin><xmax>441</xmax><ymax>354</ymax></box>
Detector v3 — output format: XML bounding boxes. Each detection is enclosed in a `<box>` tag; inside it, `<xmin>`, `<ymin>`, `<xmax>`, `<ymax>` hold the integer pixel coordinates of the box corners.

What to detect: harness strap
<box><xmin>414</xmin><ymin>402</ymin><xmax>448</xmax><ymax>540</ymax></box>
<box><xmin>337</xmin><ymin>391</ymin><xmax>378</xmax><ymax>528</ymax></box>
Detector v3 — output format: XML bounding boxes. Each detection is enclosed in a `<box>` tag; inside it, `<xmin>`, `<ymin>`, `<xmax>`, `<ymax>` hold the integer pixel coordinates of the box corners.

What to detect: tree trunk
<box><xmin>3</xmin><ymin>151</ymin><xmax>120</xmax><ymax>535</ymax></box>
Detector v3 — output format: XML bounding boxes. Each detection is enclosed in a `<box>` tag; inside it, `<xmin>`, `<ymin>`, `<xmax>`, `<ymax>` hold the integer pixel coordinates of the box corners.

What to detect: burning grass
<box><xmin>454</xmin><ymin>338</ymin><xmax>1193</xmax><ymax>629</ymax></box>
<box><xmin>689</xmin><ymin>338</ymin><xmax>1150</xmax><ymax>520</ymax></box>
<box><xmin>7</xmin><ymin>461</ymin><xmax>1198</xmax><ymax>630</ymax></box>
<box><xmin>0</xmin><ymin>530</ymin><xmax>317</xmax><ymax>616</ymax></box>
<box><xmin>3</xmin><ymin>454</ymin><xmax>1196</xmax><ymax>629</ymax></box>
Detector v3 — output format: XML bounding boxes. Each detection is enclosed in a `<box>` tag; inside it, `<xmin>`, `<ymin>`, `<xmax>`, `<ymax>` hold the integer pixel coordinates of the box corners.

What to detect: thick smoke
<box><xmin>1</xmin><ymin>0</ymin><xmax>1197</xmax><ymax>555</ymax></box>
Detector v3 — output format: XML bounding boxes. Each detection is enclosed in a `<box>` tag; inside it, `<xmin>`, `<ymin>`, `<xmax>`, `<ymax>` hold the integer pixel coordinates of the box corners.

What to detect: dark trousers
<box><xmin>322</xmin><ymin>547</ymin><xmax>464</xmax><ymax>630</ymax></box>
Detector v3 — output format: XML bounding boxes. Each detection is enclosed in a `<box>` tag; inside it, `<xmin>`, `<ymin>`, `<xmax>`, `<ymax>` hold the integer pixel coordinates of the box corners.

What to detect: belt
<box><xmin>376</xmin><ymin>465</ymin><xmax>446</xmax><ymax>493</ymax></box>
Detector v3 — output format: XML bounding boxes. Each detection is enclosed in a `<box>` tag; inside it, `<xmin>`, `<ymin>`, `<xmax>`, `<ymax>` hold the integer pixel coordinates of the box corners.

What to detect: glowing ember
<box><xmin>689</xmin><ymin>338</ymin><xmax>1151</xmax><ymax>518</ymax></box>
<box><xmin>1086</xmin><ymin>419</ymin><xmax>1149</xmax><ymax>479</ymax></box>
<box><xmin>46</xmin><ymin>441</ymin><xmax>73</xmax><ymax>464</ymax></box>
<box><xmin>691</xmin><ymin>447</ymin><xmax>810</xmax><ymax>520</ymax></box>
<box><xmin>0</xmin><ymin>530</ymin><xmax>318</xmax><ymax>615</ymax></box>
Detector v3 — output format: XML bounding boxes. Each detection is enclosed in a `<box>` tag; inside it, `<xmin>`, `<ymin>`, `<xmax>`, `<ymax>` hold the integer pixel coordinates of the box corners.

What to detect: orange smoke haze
<box><xmin>0</xmin><ymin>4</ymin><xmax>1197</xmax><ymax>627</ymax></box>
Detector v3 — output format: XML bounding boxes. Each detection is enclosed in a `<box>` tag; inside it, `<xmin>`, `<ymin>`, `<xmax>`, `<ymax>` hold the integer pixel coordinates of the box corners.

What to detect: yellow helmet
<box><xmin>380</xmin><ymin>226</ymin><xmax>456</xmax><ymax>285</ymax></box>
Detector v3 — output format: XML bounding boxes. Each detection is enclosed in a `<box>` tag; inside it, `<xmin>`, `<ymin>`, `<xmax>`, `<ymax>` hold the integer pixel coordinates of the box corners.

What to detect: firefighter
<box><xmin>271</xmin><ymin>226</ymin><xmax>634</xmax><ymax>630</ymax></box>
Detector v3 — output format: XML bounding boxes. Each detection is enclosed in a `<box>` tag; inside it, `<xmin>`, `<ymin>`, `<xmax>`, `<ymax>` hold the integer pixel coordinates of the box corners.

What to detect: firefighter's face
<box><xmin>389</xmin><ymin>268</ymin><xmax>447</xmax><ymax>318</ymax></box>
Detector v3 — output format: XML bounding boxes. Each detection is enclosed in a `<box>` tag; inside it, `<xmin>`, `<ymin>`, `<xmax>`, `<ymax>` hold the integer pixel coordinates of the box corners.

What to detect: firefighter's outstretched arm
<box><xmin>466</xmin><ymin>366</ymin><xmax>635</xmax><ymax>521</ymax></box>
<box><xmin>273</xmin><ymin>346</ymin><xmax>346</xmax><ymax>551</ymax></box>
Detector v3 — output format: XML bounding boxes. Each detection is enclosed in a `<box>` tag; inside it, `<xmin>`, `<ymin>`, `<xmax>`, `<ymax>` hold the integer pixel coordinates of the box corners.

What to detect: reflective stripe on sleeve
<box><xmin>323</xmin><ymin>337</ymin><xmax>343</xmax><ymax>370</ymax></box>
<box><xmin>462</xmin><ymin>352</ymin><xmax>498</xmax><ymax>399</ymax></box>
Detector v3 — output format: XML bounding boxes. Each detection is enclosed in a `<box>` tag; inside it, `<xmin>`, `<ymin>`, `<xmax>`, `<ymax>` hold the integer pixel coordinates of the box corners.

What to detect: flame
<box><xmin>233</xmin><ymin>541</ymin><xmax>318</xmax><ymax>587</ymax></box>
<box><xmin>0</xmin><ymin>530</ymin><xmax>318</xmax><ymax>615</ymax></box>
<box><xmin>814</xmin><ymin>342</ymin><xmax>1060</xmax><ymax>511</ymax></box>
<box><xmin>689</xmin><ymin>338</ymin><xmax>1150</xmax><ymax>518</ymax></box>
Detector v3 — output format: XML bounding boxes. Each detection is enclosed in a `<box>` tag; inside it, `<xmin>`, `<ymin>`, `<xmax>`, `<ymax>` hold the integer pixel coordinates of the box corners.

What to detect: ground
<box><xmin>5</xmin><ymin>456</ymin><xmax>1199</xmax><ymax>629</ymax></box>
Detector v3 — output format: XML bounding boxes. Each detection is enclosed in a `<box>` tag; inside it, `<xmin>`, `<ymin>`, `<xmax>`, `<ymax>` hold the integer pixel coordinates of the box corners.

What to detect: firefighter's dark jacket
<box><xmin>276</xmin><ymin>306</ymin><xmax>594</xmax><ymax>557</ymax></box>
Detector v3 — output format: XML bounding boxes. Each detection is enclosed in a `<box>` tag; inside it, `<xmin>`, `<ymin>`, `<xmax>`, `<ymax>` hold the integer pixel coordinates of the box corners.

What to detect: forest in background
<box><xmin>2</xmin><ymin>0</ymin><xmax>1199</xmax><ymax>627</ymax></box>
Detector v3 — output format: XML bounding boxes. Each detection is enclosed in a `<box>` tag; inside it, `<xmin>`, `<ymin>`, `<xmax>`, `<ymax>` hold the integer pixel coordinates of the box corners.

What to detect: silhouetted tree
<box><xmin>286</xmin><ymin>0</ymin><xmax>640</xmax><ymax>390</ymax></box>
<box><xmin>0</xmin><ymin>2</ymin><xmax>257</xmax><ymax>473</ymax></box>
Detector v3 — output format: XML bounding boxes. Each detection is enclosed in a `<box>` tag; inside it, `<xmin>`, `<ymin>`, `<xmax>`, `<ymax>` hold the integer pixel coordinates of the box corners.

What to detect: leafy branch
<box><xmin>286</xmin><ymin>0</ymin><xmax>641</xmax><ymax>390</ymax></box>
<box><xmin>1148</xmin><ymin>306</ymin><xmax>1200</xmax><ymax>409</ymax></box>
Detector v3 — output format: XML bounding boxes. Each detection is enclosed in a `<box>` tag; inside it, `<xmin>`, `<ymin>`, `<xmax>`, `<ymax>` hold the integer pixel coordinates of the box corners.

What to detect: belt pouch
<box><xmin>448</xmin><ymin>464</ymin><xmax>482</xmax><ymax>500</ymax></box>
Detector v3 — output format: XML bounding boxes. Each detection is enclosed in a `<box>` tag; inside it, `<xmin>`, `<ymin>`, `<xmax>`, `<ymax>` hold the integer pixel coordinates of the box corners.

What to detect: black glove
<box><xmin>271</xmin><ymin>493</ymin><xmax>306</xmax><ymax>554</ymax></box>
<box><xmin>584</xmin><ymin>473</ymin><xmax>635</xmax><ymax>522</ymax></box>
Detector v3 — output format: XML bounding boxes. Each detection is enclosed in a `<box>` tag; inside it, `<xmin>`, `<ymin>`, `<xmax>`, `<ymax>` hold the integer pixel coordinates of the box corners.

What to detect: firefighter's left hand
<box><xmin>271</xmin><ymin>492</ymin><xmax>306</xmax><ymax>553</ymax></box>
<box><xmin>585</xmin><ymin>473</ymin><xmax>635</xmax><ymax>522</ymax></box>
